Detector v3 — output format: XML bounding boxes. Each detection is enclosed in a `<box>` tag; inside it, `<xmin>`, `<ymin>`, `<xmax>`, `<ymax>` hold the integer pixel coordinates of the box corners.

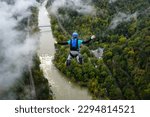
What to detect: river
<box><xmin>38</xmin><ymin>0</ymin><xmax>92</xmax><ymax>100</ymax></box>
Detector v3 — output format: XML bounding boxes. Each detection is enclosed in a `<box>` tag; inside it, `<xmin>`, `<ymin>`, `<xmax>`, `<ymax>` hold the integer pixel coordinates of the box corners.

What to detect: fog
<box><xmin>0</xmin><ymin>0</ymin><xmax>37</xmax><ymax>92</ymax></box>
<box><xmin>48</xmin><ymin>0</ymin><xmax>95</xmax><ymax>15</ymax></box>
<box><xmin>109</xmin><ymin>12</ymin><xmax>138</xmax><ymax>29</ymax></box>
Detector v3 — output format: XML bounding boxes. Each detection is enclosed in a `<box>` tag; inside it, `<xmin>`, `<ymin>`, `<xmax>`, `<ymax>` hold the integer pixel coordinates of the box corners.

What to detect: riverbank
<box><xmin>38</xmin><ymin>0</ymin><xmax>92</xmax><ymax>100</ymax></box>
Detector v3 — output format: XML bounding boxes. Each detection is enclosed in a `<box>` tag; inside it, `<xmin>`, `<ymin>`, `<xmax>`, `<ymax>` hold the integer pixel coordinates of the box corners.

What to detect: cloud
<box><xmin>109</xmin><ymin>0</ymin><xmax>117</xmax><ymax>4</ymax></box>
<box><xmin>0</xmin><ymin>0</ymin><xmax>37</xmax><ymax>92</ymax></box>
<box><xmin>48</xmin><ymin>0</ymin><xmax>95</xmax><ymax>15</ymax></box>
<box><xmin>109</xmin><ymin>12</ymin><xmax>138</xmax><ymax>29</ymax></box>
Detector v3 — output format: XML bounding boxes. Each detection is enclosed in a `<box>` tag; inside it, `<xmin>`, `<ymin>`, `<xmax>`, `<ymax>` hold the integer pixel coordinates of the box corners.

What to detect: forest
<box><xmin>47</xmin><ymin>0</ymin><xmax>150</xmax><ymax>99</ymax></box>
<box><xmin>0</xmin><ymin>0</ymin><xmax>53</xmax><ymax>100</ymax></box>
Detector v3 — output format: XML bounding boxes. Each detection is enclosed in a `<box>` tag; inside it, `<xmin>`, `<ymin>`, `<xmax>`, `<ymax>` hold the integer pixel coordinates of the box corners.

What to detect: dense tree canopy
<box><xmin>48</xmin><ymin>0</ymin><xmax>150</xmax><ymax>100</ymax></box>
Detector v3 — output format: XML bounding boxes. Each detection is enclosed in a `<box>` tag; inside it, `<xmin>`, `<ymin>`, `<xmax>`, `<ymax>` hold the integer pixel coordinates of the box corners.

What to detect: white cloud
<box><xmin>109</xmin><ymin>12</ymin><xmax>138</xmax><ymax>29</ymax></box>
<box><xmin>109</xmin><ymin>0</ymin><xmax>117</xmax><ymax>4</ymax></box>
<box><xmin>0</xmin><ymin>0</ymin><xmax>37</xmax><ymax>91</ymax></box>
<box><xmin>48</xmin><ymin>0</ymin><xmax>95</xmax><ymax>15</ymax></box>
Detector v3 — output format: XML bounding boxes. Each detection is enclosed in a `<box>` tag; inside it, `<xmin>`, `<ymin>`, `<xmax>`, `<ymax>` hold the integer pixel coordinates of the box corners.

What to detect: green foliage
<box><xmin>49</xmin><ymin>0</ymin><xmax>150</xmax><ymax>100</ymax></box>
<box><xmin>32</xmin><ymin>54</ymin><xmax>53</xmax><ymax>100</ymax></box>
<box><xmin>0</xmin><ymin>5</ymin><xmax>53</xmax><ymax>100</ymax></box>
<box><xmin>29</xmin><ymin>7</ymin><xmax>40</xmax><ymax>33</ymax></box>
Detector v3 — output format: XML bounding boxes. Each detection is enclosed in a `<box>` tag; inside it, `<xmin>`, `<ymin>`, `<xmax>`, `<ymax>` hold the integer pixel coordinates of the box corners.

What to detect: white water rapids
<box><xmin>38</xmin><ymin>0</ymin><xmax>92</xmax><ymax>100</ymax></box>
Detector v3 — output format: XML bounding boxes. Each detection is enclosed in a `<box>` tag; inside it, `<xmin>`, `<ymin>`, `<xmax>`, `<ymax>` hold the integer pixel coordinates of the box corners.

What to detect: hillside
<box><xmin>47</xmin><ymin>0</ymin><xmax>150</xmax><ymax>99</ymax></box>
<box><xmin>0</xmin><ymin>0</ymin><xmax>53</xmax><ymax>100</ymax></box>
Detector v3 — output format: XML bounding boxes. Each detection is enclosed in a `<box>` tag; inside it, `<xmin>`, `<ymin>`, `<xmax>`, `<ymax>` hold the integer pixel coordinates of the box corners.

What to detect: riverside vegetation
<box><xmin>47</xmin><ymin>0</ymin><xmax>150</xmax><ymax>99</ymax></box>
<box><xmin>0</xmin><ymin>0</ymin><xmax>53</xmax><ymax>100</ymax></box>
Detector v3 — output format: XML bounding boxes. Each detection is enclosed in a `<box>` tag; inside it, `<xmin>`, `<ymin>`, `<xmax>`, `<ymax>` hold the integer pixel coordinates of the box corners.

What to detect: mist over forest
<box><xmin>0</xmin><ymin>0</ymin><xmax>149</xmax><ymax>100</ymax></box>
